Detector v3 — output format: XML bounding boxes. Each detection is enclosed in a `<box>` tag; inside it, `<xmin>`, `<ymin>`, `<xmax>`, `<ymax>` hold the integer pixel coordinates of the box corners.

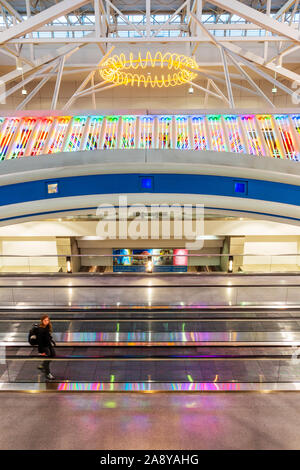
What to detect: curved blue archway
<box><xmin>0</xmin><ymin>149</ymin><xmax>300</xmax><ymax>225</ymax></box>
<box><xmin>0</xmin><ymin>172</ymin><xmax>299</xmax><ymax>224</ymax></box>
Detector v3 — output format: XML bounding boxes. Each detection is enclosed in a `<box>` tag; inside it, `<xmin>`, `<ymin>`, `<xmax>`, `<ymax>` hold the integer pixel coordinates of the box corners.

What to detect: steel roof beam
<box><xmin>209</xmin><ymin>0</ymin><xmax>300</xmax><ymax>42</ymax></box>
<box><xmin>0</xmin><ymin>0</ymin><xmax>23</xmax><ymax>22</ymax></box>
<box><xmin>0</xmin><ymin>0</ymin><xmax>90</xmax><ymax>44</ymax></box>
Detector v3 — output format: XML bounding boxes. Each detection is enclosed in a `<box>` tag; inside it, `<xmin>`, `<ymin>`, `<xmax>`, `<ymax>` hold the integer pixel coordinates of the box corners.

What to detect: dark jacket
<box><xmin>37</xmin><ymin>325</ymin><xmax>55</xmax><ymax>353</ymax></box>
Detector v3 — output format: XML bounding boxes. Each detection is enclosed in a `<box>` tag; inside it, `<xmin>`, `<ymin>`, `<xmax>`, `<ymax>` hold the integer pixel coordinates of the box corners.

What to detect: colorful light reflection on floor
<box><xmin>57</xmin><ymin>382</ymin><xmax>242</xmax><ymax>392</ymax></box>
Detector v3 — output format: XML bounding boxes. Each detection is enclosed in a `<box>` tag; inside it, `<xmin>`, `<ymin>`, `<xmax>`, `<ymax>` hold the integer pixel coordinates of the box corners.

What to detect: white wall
<box><xmin>240</xmin><ymin>236</ymin><xmax>300</xmax><ymax>272</ymax></box>
<box><xmin>0</xmin><ymin>218</ymin><xmax>300</xmax><ymax>238</ymax></box>
<box><xmin>0</xmin><ymin>237</ymin><xmax>59</xmax><ymax>272</ymax></box>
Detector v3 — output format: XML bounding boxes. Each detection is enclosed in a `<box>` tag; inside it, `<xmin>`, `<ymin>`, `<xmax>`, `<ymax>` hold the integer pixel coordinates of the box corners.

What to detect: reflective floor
<box><xmin>0</xmin><ymin>392</ymin><xmax>300</xmax><ymax>449</ymax></box>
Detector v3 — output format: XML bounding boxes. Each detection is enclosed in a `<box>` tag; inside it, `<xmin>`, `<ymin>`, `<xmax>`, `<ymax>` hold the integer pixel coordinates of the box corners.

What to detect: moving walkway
<box><xmin>1</xmin><ymin>308</ymin><xmax>300</xmax><ymax>392</ymax></box>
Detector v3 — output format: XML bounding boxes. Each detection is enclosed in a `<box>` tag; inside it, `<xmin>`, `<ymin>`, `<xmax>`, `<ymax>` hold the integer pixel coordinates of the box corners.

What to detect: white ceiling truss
<box><xmin>0</xmin><ymin>0</ymin><xmax>299</xmax><ymax>110</ymax></box>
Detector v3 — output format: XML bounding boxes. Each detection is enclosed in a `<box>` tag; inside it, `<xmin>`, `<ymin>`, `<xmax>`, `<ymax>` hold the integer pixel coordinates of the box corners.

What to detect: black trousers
<box><xmin>39</xmin><ymin>346</ymin><xmax>56</xmax><ymax>375</ymax></box>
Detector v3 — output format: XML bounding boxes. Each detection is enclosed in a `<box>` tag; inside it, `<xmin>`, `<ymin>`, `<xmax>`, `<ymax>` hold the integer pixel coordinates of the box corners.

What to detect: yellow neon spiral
<box><xmin>99</xmin><ymin>51</ymin><xmax>198</xmax><ymax>88</ymax></box>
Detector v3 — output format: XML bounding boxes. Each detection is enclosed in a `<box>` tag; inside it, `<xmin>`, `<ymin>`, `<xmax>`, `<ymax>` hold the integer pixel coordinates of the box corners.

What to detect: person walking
<box><xmin>37</xmin><ymin>314</ymin><xmax>56</xmax><ymax>380</ymax></box>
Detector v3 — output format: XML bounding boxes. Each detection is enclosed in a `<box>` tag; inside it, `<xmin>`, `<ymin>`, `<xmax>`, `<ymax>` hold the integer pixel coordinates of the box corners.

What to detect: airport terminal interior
<box><xmin>0</xmin><ymin>0</ymin><xmax>300</xmax><ymax>450</ymax></box>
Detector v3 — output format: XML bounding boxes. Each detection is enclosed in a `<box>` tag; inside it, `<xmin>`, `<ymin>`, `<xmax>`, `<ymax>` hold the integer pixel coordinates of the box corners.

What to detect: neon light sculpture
<box><xmin>121</xmin><ymin>116</ymin><xmax>136</xmax><ymax>149</ymax></box>
<box><xmin>191</xmin><ymin>116</ymin><xmax>208</xmax><ymax>150</ymax></box>
<box><xmin>0</xmin><ymin>113</ymin><xmax>299</xmax><ymax>161</ymax></box>
<box><xmin>84</xmin><ymin>116</ymin><xmax>104</xmax><ymax>150</ymax></box>
<box><xmin>224</xmin><ymin>115</ymin><xmax>245</xmax><ymax>154</ymax></box>
<box><xmin>64</xmin><ymin>116</ymin><xmax>87</xmax><ymax>152</ymax></box>
<box><xmin>159</xmin><ymin>116</ymin><xmax>172</xmax><ymax>149</ymax></box>
<box><xmin>103</xmin><ymin>116</ymin><xmax>119</xmax><ymax>149</ymax></box>
<box><xmin>241</xmin><ymin>115</ymin><xmax>264</xmax><ymax>156</ymax></box>
<box><xmin>175</xmin><ymin>116</ymin><xmax>190</xmax><ymax>149</ymax></box>
<box><xmin>11</xmin><ymin>117</ymin><xmax>37</xmax><ymax>158</ymax></box>
<box><xmin>291</xmin><ymin>115</ymin><xmax>300</xmax><ymax>139</ymax></box>
<box><xmin>139</xmin><ymin>116</ymin><xmax>153</xmax><ymax>149</ymax></box>
<box><xmin>207</xmin><ymin>115</ymin><xmax>227</xmax><ymax>152</ymax></box>
<box><xmin>257</xmin><ymin>114</ymin><xmax>282</xmax><ymax>158</ymax></box>
<box><xmin>274</xmin><ymin>115</ymin><xmax>298</xmax><ymax>161</ymax></box>
<box><xmin>99</xmin><ymin>51</ymin><xmax>198</xmax><ymax>88</ymax></box>
<box><xmin>0</xmin><ymin>118</ymin><xmax>20</xmax><ymax>159</ymax></box>
<box><xmin>30</xmin><ymin>118</ymin><xmax>53</xmax><ymax>156</ymax></box>
<box><xmin>47</xmin><ymin>116</ymin><xmax>71</xmax><ymax>154</ymax></box>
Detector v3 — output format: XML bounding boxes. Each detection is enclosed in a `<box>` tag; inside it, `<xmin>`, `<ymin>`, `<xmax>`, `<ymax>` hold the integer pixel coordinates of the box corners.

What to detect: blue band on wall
<box><xmin>0</xmin><ymin>173</ymin><xmax>299</xmax><ymax>220</ymax></box>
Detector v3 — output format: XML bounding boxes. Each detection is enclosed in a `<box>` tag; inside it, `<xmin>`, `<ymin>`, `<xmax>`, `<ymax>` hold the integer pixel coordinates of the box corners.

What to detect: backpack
<box><xmin>28</xmin><ymin>323</ymin><xmax>39</xmax><ymax>346</ymax></box>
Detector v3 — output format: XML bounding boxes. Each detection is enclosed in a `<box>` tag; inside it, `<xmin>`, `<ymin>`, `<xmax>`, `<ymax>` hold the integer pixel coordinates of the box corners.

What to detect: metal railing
<box><xmin>0</xmin><ymin>252</ymin><xmax>299</xmax><ymax>274</ymax></box>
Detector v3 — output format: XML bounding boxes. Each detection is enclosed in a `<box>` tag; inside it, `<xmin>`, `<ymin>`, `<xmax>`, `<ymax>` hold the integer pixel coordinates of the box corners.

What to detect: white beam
<box><xmin>195</xmin><ymin>68</ymin><xmax>259</xmax><ymax>96</ymax></box>
<box><xmin>266</xmin><ymin>43</ymin><xmax>300</xmax><ymax>65</ymax></box>
<box><xmin>104</xmin><ymin>0</ymin><xmax>144</xmax><ymax>37</ymax></box>
<box><xmin>274</xmin><ymin>0</ymin><xmax>298</xmax><ymax>19</ymax></box>
<box><xmin>153</xmin><ymin>0</ymin><xmax>188</xmax><ymax>37</ymax></box>
<box><xmin>0</xmin><ymin>0</ymin><xmax>90</xmax><ymax>44</ymax></box>
<box><xmin>220</xmin><ymin>46</ymin><xmax>234</xmax><ymax>108</ymax></box>
<box><xmin>63</xmin><ymin>45</ymin><xmax>114</xmax><ymax>109</ymax></box>
<box><xmin>226</xmin><ymin>48</ymin><xmax>297</xmax><ymax>97</ymax></box>
<box><xmin>288</xmin><ymin>0</ymin><xmax>299</xmax><ymax>25</ymax></box>
<box><xmin>188</xmin><ymin>80</ymin><xmax>228</xmax><ymax>101</ymax></box>
<box><xmin>38</xmin><ymin>67</ymin><xmax>97</xmax><ymax>76</ymax></box>
<box><xmin>204</xmin><ymin>78</ymin><xmax>210</xmax><ymax>106</ymax></box>
<box><xmin>196</xmin><ymin>0</ymin><xmax>203</xmax><ymax>37</ymax></box>
<box><xmin>226</xmin><ymin>52</ymin><xmax>275</xmax><ymax>108</ymax></box>
<box><xmin>208</xmin><ymin>79</ymin><xmax>230</xmax><ymax>105</ymax></box>
<box><xmin>75</xmin><ymin>82</ymin><xmax>120</xmax><ymax>98</ymax></box>
<box><xmin>223</xmin><ymin>41</ymin><xmax>300</xmax><ymax>83</ymax></box>
<box><xmin>51</xmin><ymin>56</ymin><xmax>65</xmax><ymax>110</ymax></box>
<box><xmin>0</xmin><ymin>22</ymin><xmax>282</xmax><ymax>33</ymax></box>
<box><xmin>0</xmin><ymin>43</ymin><xmax>80</xmax><ymax>103</ymax></box>
<box><xmin>146</xmin><ymin>0</ymin><xmax>151</xmax><ymax>38</ymax></box>
<box><xmin>6</xmin><ymin>34</ymin><xmax>294</xmax><ymax>44</ymax></box>
<box><xmin>16</xmin><ymin>63</ymin><xmax>58</xmax><ymax>110</ymax></box>
<box><xmin>263</xmin><ymin>0</ymin><xmax>271</xmax><ymax>62</ymax></box>
<box><xmin>0</xmin><ymin>41</ymin><xmax>84</xmax><ymax>85</ymax></box>
<box><xmin>94</xmin><ymin>0</ymin><xmax>101</xmax><ymax>38</ymax></box>
<box><xmin>0</xmin><ymin>61</ymin><xmax>58</xmax><ymax>101</ymax></box>
<box><xmin>25</xmin><ymin>0</ymin><xmax>34</xmax><ymax>62</ymax></box>
<box><xmin>75</xmin><ymin>79</ymin><xmax>113</xmax><ymax>98</ymax></box>
<box><xmin>0</xmin><ymin>44</ymin><xmax>33</xmax><ymax>66</ymax></box>
<box><xmin>91</xmin><ymin>74</ymin><xmax>96</xmax><ymax>109</ymax></box>
<box><xmin>99</xmin><ymin>0</ymin><xmax>110</xmax><ymax>30</ymax></box>
<box><xmin>209</xmin><ymin>0</ymin><xmax>300</xmax><ymax>42</ymax></box>
<box><xmin>195</xmin><ymin>3</ymin><xmax>299</xmax><ymax>82</ymax></box>
<box><xmin>0</xmin><ymin>0</ymin><xmax>23</xmax><ymax>22</ymax></box>
<box><xmin>190</xmin><ymin>11</ymin><xmax>295</xmax><ymax>99</ymax></box>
